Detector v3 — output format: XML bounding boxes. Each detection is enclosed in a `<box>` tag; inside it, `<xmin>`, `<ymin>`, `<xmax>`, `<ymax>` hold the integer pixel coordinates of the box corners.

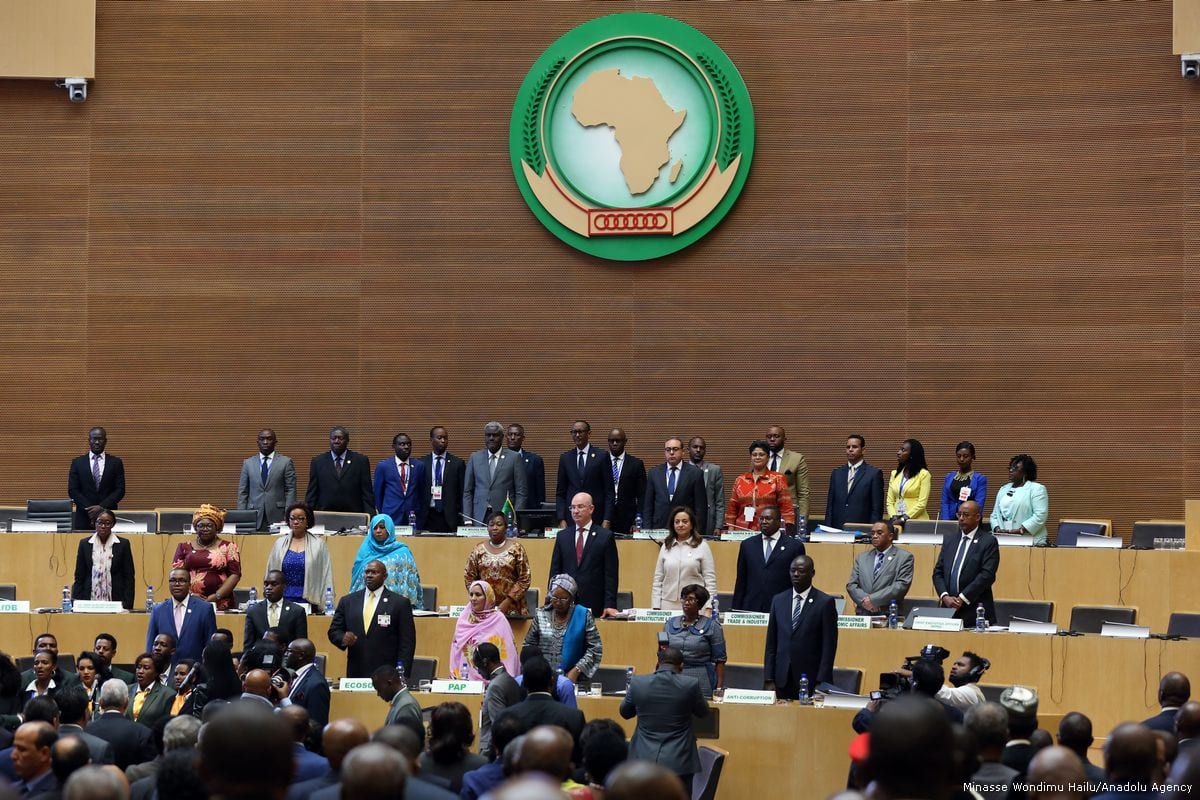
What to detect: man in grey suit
<box><xmin>473</xmin><ymin>643</ymin><xmax>521</xmax><ymax>759</ymax></box>
<box><xmin>688</xmin><ymin>437</ymin><xmax>724</xmax><ymax>537</ymax></box>
<box><xmin>846</xmin><ymin>520</ymin><xmax>914</xmax><ymax>615</ymax></box>
<box><xmin>620</xmin><ymin>647</ymin><xmax>709</xmax><ymax>791</ymax></box>
<box><xmin>237</xmin><ymin>429</ymin><xmax>297</xmax><ymax>531</ymax></box>
<box><xmin>463</xmin><ymin>421</ymin><xmax>528</xmax><ymax>525</ymax></box>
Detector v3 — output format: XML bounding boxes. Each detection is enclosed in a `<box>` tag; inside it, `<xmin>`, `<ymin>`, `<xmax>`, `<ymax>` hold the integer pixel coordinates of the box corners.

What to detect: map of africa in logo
<box><xmin>510</xmin><ymin>13</ymin><xmax>755</xmax><ymax>261</ymax></box>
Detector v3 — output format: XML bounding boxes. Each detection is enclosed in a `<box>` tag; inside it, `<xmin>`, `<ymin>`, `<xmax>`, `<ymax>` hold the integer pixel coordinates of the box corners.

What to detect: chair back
<box><xmin>615</xmin><ymin>591</ymin><xmax>634</xmax><ymax>611</ymax></box>
<box><xmin>26</xmin><ymin>499</ymin><xmax>73</xmax><ymax>532</ymax></box>
<box><xmin>0</xmin><ymin>585</ymin><xmax>15</xmax><ymax>601</ymax></box>
<box><xmin>830</xmin><ymin>667</ymin><xmax>863</xmax><ymax>694</ymax></box>
<box><xmin>723</xmin><ymin>662</ymin><xmax>763</xmax><ymax>690</ymax></box>
<box><xmin>421</xmin><ymin>585</ymin><xmax>437</xmax><ymax>611</ymax></box>
<box><xmin>692</xmin><ymin>745</ymin><xmax>728</xmax><ymax>800</ymax></box>
<box><xmin>994</xmin><ymin>600</ymin><xmax>1054</xmax><ymax>626</ymax></box>
<box><xmin>1069</xmin><ymin>605</ymin><xmax>1136</xmax><ymax>634</ymax></box>
<box><xmin>410</xmin><ymin>657</ymin><xmax>438</xmax><ymax>684</ymax></box>
<box><xmin>589</xmin><ymin>665</ymin><xmax>632</xmax><ymax>694</ymax></box>
<box><xmin>314</xmin><ymin>511</ymin><xmax>369</xmax><ymax>532</ymax></box>
<box><xmin>1167</xmin><ymin>613</ymin><xmax>1200</xmax><ymax>638</ymax></box>
<box><xmin>222</xmin><ymin>510</ymin><xmax>259</xmax><ymax>534</ymax></box>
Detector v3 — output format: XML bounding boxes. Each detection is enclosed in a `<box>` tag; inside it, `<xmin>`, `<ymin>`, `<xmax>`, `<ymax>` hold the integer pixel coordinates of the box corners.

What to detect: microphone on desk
<box><xmin>114</xmin><ymin>516</ymin><xmax>139</xmax><ymax>525</ymax></box>
<box><xmin>725</xmin><ymin>523</ymin><xmax>756</xmax><ymax>532</ymax></box>
<box><xmin>461</xmin><ymin>515</ymin><xmax>491</xmax><ymax>527</ymax></box>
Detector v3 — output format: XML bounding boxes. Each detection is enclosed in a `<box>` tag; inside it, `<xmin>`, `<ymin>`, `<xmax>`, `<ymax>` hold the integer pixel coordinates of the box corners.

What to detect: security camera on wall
<box><xmin>1182</xmin><ymin>55</ymin><xmax>1200</xmax><ymax>79</ymax></box>
<box><xmin>57</xmin><ymin>78</ymin><xmax>87</xmax><ymax>102</ymax></box>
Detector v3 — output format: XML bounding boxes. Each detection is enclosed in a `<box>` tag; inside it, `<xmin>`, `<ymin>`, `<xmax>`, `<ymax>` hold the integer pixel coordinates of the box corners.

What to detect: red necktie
<box><xmin>575</xmin><ymin>527</ymin><xmax>586</xmax><ymax>562</ymax></box>
<box><xmin>400</xmin><ymin>463</ymin><xmax>408</xmax><ymax>493</ymax></box>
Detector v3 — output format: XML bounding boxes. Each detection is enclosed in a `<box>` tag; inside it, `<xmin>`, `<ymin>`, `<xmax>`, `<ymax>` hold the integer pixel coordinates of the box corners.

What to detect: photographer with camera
<box><xmin>854</xmin><ymin>645</ymin><xmax>963</xmax><ymax>732</ymax></box>
<box><xmin>895</xmin><ymin>649</ymin><xmax>989</xmax><ymax>711</ymax></box>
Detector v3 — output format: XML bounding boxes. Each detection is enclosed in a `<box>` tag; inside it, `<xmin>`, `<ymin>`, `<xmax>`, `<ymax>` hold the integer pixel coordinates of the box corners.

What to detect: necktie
<box><xmin>763</xmin><ymin>536</ymin><xmax>774</xmax><ymax>562</ymax></box>
<box><xmin>92</xmin><ymin>454</ymin><xmax>102</xmax><ymax>488</ymax></box>
<box><xmin>577</xmin><ymin>450</ymin><xmax>586</xmax><ymax>475</ymax></box>
<box><xmin>363</xmin><ymin>590</ymin><xmax>378</xmax><ymax>631</ymax></box>
<box><xmin>261</xmin><ymin>457</ymin><xmax>270</xmax><ymax>487</ymax></box>
<box><xmin>174</xmin><ymin>603</ymin><xmax>185</xmax><ymax>636</ymax></box>
<box><xmin>132</xmin><ymin>687</ymin><xmax>147</xmax><ymax>720</ymax></box>
<box><xmin>792</xmin><ymin>594</ymin><xmax>804</xmax><ymax>631</ymax></box>
<box><xmin>335</xmin><ymin>456</ymin><xmax>344</xmax><ymax>476</ymax></box>
<box><xmin>847</xmin><ymin>464</ymin><xmax>857</xmax><ymax>491</ymax></box>
<box><xmin>489</xmin><ymin>453</ymin><xmax>497</xmax><ymax>479</ymax></box>
<box><xmin>667</xmin><ymin>466</ymin><xmax>678</xmax><ymax>498</ymax></box>
<box><xmin>770</xmin><ymin>453</ymin><xmax>779</xmax><ymax>472</ymax></box>
<box><xmin>873</xmin><ymin>551</ymin><xmax>885</xmax><ymax>579</ymax></box>
<box><xmin>949</xmin><ymin>535</ymin><xmax>971</xmax><ymax>596</ymax></box>
<box><xmin>435</xmin><ymin>456</ymin><xmax>444</xmax><ymax>486</ymax></box>
<box><xmin>575</xmin><ymin>527</ymin><xmax>586</xmax><ymax>562</ymax></box>
<box><xmin>269</xmin><ymin>602</ymin><xmax>279</xmax><ymax>628</ymax></box>
<box><xmin>400</xmin><ymin>462</ymin><xmax>408</xmax><ymax>493</ymax></box>
<box><xmin>612</xmin><ymin>457</ymin><xmax>620</xmax><ymax>485</ymax></box>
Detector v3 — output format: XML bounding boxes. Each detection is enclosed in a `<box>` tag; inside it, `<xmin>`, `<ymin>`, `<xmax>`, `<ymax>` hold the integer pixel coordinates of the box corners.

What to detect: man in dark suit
<box><xmin>619</xmin><ymin>647</ymin><xmax>709</xmax><ymax>789</ymax></box>
<box><xmin>419</xmin><ymin>426</ymin><xmax>466</xmax><ymax>533</ymax></box>
<box><xmin>327</xmin><ymin>560</ymin><xmax>416</xmax><ymax>679</ymax></box>
<box><xmin>286</xmin><ymin>718</ymin><xmax>368</xmax><ymax>800</ymax></box>
<box><xmin>600</xmin><ymin>428</ymin><xmax>646</xmax><ymax>536</ymax></box>
<box><xmin>245</xmin><ymin>571</ymin><xmax>309</xmax><ymax>649</ymax></box>
<box><xmin>10</xmin><ymin>721</ymin><xmax>57</xmax><ymax>797</ymax></box>
<box><xmin>146</xmin><ymin>568</ymin><xmax>217</xmax><ymax>665</ymax></box>
<box><xmin>373</xmin><ymin>433</ymin><xmax>427</xmax><ymax>529</ymax></box>
<box><xmin>643</xmin><ymin>438</ymin><xmax>710</xmax><ymax>535</ymax></box>
<box><xmin>87</xmin><ymin>679</ymin><xmax>156</xmax><ymax>770</ymax></box>
<box><xmin>473</xmin><ymin>643</ymin><xmax>521</xmax><ymax>760</ymax></box>
<box><xmin>846</xmin><ymin>520</ymin><xmax>915</xmax><ymax>615</ymax></box>
<box><xmin>824</xmin><ymin>434</ymin><xmax>884</xmax><ymax>530</ymax></box>
<box><xmin>1142</xmin><ymin>672</ymin><xmax>1190</xmax><ymax>732</ymax></box>
<box><xmin>93</xmin><ymin>634</ymin><xmax>134</xmax><ymax>685</ymax></box>
<box><xmin>55</xmin><ymin>687</ymin><xmax>115</xmax><ymax>766</ymax></box>
<box><xmin>507</xmin><ymin>424</ymin><xmax>546</xmax><ymax>510</ymax></box>
<box><xmin>237</xmin><ymin>428</ymin><xmax>297</xmax><ymax>531</ymax></box>
<box><xmin>932</xmin><ymin>500</ymin><xmax>1000</xmax><ymax>625</ymax></box>
<box><xmin>67</xmin><ymin>426</ymin><xmax>126</xmax><ymax>531</ymax></box>
<box><xmin>305</xmin><ymin>426</ymin><xmax>374</xmax><ymax>514</ymax></box>
<box><xmin>689</xmin><ymin>437</ymin><xmax>724</xmax><ymax>537</ymax></box>
<box><xmin>494</xmin><ymin>657</ymin><xmax>584</xmax><ymax>744</ymax></box>
<box><xmin>764</xmin><ymin>554</ymin><xmax>838</xmax><ymax>698</ymax></box>
<box><xmin>282</xmin><ymin>639</ymin><xmax>330</xmax><ymax>728</ymax></box>
<box><xmin>731</xmin><ymin>506</ymin><xmax>806</xmax><ymax>613</ymax></box>
<box><xmin>548</xmin><ymin>492</ymin><xmax>619</xmax><ymax>619</ymax></box>
<box><xmin>555</xmin><ymin>420</ymin><xmax>608</xmax><ymax>528</ymax></box>
<box><xmin>463</xmin><ymin>422</ymin><xmax>528</xmax><ymax>525</ymax></box>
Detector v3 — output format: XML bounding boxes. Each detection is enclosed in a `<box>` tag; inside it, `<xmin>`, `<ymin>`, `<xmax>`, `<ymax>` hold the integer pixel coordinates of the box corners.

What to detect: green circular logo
<box><xmin>510</xmin><ymin>13</ymin><xmax>755</xmax><ymax>261</ymax></box>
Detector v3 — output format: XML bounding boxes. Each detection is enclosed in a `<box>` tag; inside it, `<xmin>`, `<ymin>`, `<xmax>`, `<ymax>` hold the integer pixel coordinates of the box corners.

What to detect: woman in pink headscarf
<box><xmin>449</xmin><ymin>581</ymin><xmax>519</xmax><ymax>680</ymax></box>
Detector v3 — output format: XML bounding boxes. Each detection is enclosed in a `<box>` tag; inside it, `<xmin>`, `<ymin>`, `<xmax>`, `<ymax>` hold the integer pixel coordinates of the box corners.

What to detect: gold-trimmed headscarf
<box><xmin>192</xmin><ymin>504</ymin><xmax>226</xmax><ymax>531</ymax></box>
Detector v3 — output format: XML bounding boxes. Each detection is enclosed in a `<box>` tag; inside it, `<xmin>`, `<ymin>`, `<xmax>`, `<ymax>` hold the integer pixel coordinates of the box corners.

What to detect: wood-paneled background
<box><xmin>0</xmin><ymin>2</ymin><xmax>1195</xmax><ymax>536</ymax></box>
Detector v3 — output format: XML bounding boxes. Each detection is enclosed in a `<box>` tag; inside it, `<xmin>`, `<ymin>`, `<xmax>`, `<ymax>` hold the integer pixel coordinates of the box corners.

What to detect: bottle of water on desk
<box><xmin>888</xmin><ymin>600</ymin><xmax>898</xmax><ymax>629</ymax></box>
<box><xmin>247</xmin><ymin>586</ymin><xmax>257</xmax><ymax>607</ymax></box>
<box><xmin>712</xmin><ymin>595</ymin><xmax>720</xmax><ymax>623</ymax></box>
<box><xmin>632</xmin><ymin>514</ymin><xmax>642</xmax><ymax>535</ymax></box>
<box><xmin>408</xmin><ymin>511</ymin><xmax>416</xmax><ymax>531</ymax></box>
<box><xmin>396</xmin><ymin>661</ymin><xmax>407</xmax><ymax>690</ymax></box>
<box><xmin>461</xmin><ymin>660</ymin><xmax>470</xmax><ymax>680</ymax></box>
<box><xmin>61</xmin><ymin>586</ymin><xmax>71</xmax><ymax>613</ymax></box>
<box><xmin>324</xmin><ymin>586</ymin><xmax>334</xmax><ymax>615</ymax></box>
<box><xmin>625</xmin><ymin>666</ymin><xmax>634</xmax><ymax>693</ymax></box>
<box><xmin>798</xmin><ymin>673</ymin><xmax>810</xmax><ymax>703</ymax></box>
<box><xmin>975</xmin><ymin>604</ymin><xmax>988</xmax><ymax>632</ymax></box>
<box><xmin>145</xmin><ymin>586</ymin><xmax>154</xmax><ymax>613</ymax></box>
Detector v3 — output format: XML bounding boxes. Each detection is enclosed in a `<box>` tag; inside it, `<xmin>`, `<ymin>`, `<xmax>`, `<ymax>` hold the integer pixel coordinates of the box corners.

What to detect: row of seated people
<box><xmin>68</xmin><ymin>423</ymin><xmax>1051</xmax><ymax>542</ymax></box>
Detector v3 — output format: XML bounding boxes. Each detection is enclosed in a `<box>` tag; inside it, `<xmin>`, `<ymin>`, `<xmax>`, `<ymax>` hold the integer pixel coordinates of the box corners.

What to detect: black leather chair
<box><xmin>1069</xmin><ymin>605</ymin><xmax>1136</xmax><ymax>634</ymax></box>
<box><xmin>421</xmin><ymin>585</ymin><xmax>438</xmax><ymax>611</ymax></box>
<box><xmin>1166</xmin><ymin>613</ymin><xmax>1200</xmax><ymax>638</ymax></box>
<box><xmin>830</xmin><ymin>667</ymin><xmax>863</xmax><ymax>694</ymax></box>
<box><xmin>589</xmin><ymin>665</ymin><xmax>633</xmax><ymax>694</ymax></box>
<box><xmin>724</xmin><ymin>662</ymin><xmax>764</xmax><ymax>690</ymax></box>
<box><xmin>0</xmin><ymin>585</ymin><xmax>15</xmax><ymax>601</ymax></box>
<box><xmin>899</xmin><ymin>597</ymin><xmax>942</xmax><ymax>618</ymax></box>
<box><xmin>994</xmin><ymin>600</ymin><xmax>1055</xmax><ymax>626</ymax></box>
<box><xmin>410</xmin><ymin>656</ymin><xmax>438</xmax><ymax>684</ymax></box>
<box><xmin>615</xmin><ymin>591</ymin><xmax>634</xmax><ymax>611</ymax></box>
<box><xmin>26</xmin><ymin>500</ymin><xmax>73</xmax><ymax>532</ymax></box>
<box><xmin>524</xmin><ymin>588</ymin><xmax>540</xmax><ymax>613</ymax></box>
<box><xmin>223</xmin><ymin>510</ymin><xmax>259</xmax><ymax>534</ymax></box>
<box><xmin>693</xmin><ymin>745</ymin><xmax>728</xmax><ymax>800</ymax></box>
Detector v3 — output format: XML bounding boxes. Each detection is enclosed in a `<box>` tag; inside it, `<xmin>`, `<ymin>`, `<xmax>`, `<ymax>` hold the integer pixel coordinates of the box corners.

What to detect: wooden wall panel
<box><xmin>0</xmin><ymin>1</ymin><xmax>1194</xmax><ymax>535</ymax></box>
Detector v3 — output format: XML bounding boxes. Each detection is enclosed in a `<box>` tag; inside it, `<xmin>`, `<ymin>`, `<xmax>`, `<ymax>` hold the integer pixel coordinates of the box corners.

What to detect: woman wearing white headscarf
<box><xmin>521</xmin><ymin>574</ymin><xmax>603</xmax><ymax>683</ymax></box>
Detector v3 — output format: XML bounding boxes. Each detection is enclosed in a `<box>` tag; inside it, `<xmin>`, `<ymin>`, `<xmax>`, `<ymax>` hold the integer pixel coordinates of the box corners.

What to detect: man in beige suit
<box><xmin>766</xmin><ymin>426</ymin><xmax>809</xmax><ymax>522</ymax></box>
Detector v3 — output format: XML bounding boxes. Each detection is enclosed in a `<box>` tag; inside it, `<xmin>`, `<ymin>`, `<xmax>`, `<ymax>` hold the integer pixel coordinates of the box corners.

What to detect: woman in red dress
<box><xmin>172</xmin><ymin>504</ymin><xmax>242</xmax><ymax>611</ymax></box>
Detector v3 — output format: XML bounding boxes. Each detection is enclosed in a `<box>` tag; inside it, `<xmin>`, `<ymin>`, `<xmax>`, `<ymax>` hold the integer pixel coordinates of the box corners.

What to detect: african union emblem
<box><xmin>510</xmin><ymin>13</ymin><xmax>755</xmax><ymax>261</ymax></box>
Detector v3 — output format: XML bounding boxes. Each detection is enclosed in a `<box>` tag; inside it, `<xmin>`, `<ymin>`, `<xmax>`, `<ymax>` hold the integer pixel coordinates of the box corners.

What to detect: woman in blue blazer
<box><xmin>939</xmin><ymin>441</ymin><xmax>988</xmax><ymax>521</ymax></box>
<box><xmin>990</xmin><ymin>454</ymin><xmax>1049</xmax><ymax>545</ymax></box>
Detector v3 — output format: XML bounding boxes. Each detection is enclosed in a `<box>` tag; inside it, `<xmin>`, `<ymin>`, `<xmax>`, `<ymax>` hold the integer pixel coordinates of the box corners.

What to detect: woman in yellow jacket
<box><xmin>887</xmin><ymin>439</ymin><xmax>931</xmax><ymax>522</ymax></box>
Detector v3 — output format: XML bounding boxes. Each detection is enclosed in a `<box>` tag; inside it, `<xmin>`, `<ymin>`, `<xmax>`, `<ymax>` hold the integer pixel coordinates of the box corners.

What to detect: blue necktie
<box><xmin>261</xmin><ymin>457</ymin><xmax>269</xmax><ymax>487</ymax></box>
<box><xmin>873</xmin><ymin>551</ymin><xmax>884</xmax><ymax>580</ymax></box>
<box><xmin>435</xmin><ymin>456</ymin><xmax>444</xmax><ymax>486</ymax></box>
<box><xmin>791</xmin><ymin>594</ymin><xmax>804</xmax><ymax>631</ymax></box>
<box><xmin>949</xmin><ymin>535</ymin><xmax>970</xmax><ymax>596</ymax></box>
<box><xmin>667</xmin><ymin>466</ymin><xmax>678</xmax><ymax>498</ymax></box>
<box><xmin>577</xmin><ymin>450</ymin><xmax>586</xmax><ymax>475</ymax></box>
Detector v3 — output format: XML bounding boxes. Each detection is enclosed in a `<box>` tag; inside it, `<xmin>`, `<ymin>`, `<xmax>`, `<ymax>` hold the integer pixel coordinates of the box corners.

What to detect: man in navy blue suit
<box><xmin>732</xmin><ymin>506</ymin><xmax>806</xmax><ymax>613</ymax></box>
<box><xmin>146</xmin><ymin>569</ymin><xmax>216</xmax><ymax>666</ymax></box>
<box><xmin>764</xmin><ymin>554</ymin><xmax>838</xmax><ymax>699</ymax></box>
<box><xmin>507</xmin><ymin>424</ymin><xmax>546</xmax><ymax>510</ymax></box>
<box><xmin>555</xmin><ymin>421</ymin><xmax>608</xmax><ymax>528</ymax></box>
<box><xmin>824</xmin><ymin>434</ymin><xmax>884</xmax><ymax>529</ymax></box>
<box><xmin>373</xmin><ymin>433</ymin><xmax>427</xmax><ymax>528</ymax></box>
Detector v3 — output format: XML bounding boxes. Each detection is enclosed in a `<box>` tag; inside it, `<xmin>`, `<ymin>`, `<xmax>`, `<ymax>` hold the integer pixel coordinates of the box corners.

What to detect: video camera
<box><xmin>877</xmin><ymin>644</ymin><xmax>951</xmax><ymax>699</ymax></box>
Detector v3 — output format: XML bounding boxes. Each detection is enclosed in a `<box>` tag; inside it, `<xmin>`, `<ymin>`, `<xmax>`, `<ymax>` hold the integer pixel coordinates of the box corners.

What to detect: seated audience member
<box><xmin>725</xmin><ymin>440</ymin><xmax>794</xmax><ymax>530</ymax></box>
<box><xmin>461</xmin><ymin>715</ymin><xmax>528</xmax><ymax>800</ymax></box>
<box><xmin>620</xmin><ymin>647</ymin><xmax>707</xmax><ymax>792</ymax></box>
<box><xmin>245</xmin><ymin>570</ymin><xmax>309</xmax><ymax>648</ymax></box>
<box><xmin>128</xmin><ymin>653</ymin><xmax>172</xmax><ymax>729</ymax></box>
<box><xmin>1177</xmin><ymin>701</ymin><xmax>1200</xmax><ymax>754</ymax></box>
<box><xmin>449</xmin><ymin>581</ymin><xmax>520</xmax><ymax>681</ymax></box>
<box><xmin>368</xmin><ymin>724</ymin><xmax>457</xmax><ymax>800</ymax></box>
<box><xmin>93</xmin><ymin>634</ymin><xmax>134</xmax><ymax>685</ymax></box>
<box><xmin>349</xmin><ymin>514</ymin><xmax>423</xmax><ymax>609</ymax></box>
<box><xmin>662</xmin><ymin>584</ymin><xmax>726</xmax><ymax>698</ymax></box>
<box><xmin>72</xmin><ymin>508</ymin><xmax>136</xmax><ymax>609</ymax></box>
<box><xmin>370</xmin><ymin>664</ymin><xmax>421</xmax><ymax>728</ymax></box>
<box><xmin>846</xmin><ymin>520</ymin><xmax>914</xmax><ymax>615</ymax></box>
<box><xmin>764</xmin><ymin>554</ymin><xmax>838</xmax><ymax>697</ymax></box>
<box><xmin>281</xmin><ymin>639</ymin><xmax>329</xmax><ymax>729</ymax></box>
<box><xmin>464</xmin><ymin>511</ymin><xmax>533</xmax><ymax>617</ymax></box>
<box><xmin>1056</xmin><ymin>711</ymin><xmax>1106</xmax><ymax>786</ymax></box>
<box><xmin>940</xmin><ymin>441</ymin><xmax>988</xmax><ymax>522</ymax></box>
<box><xmin>417</xmin><ymin>702</ymin><xmax>486</xmax><ymax>793</ymax></box>
<box><xmin>340</xmin><ymin>742</ymin><xmax>408</xmax><ymax>800</ymax></box>
<box><xmin>197</xmin><ymin>701</ymin><xmax>293</xmax><ymax>800</ymax></box>
<box><xmin>172</xmin><ymin>505</ymin><xmax>243</xmax><ymax>610</ymax></box>
<box><xmin>279</xmin><ymin>705</ymin><xmax>327</xmax><ymax>783</ymax></box>
<box><xmin>11</xmin><ymin>720</ymin><xmax>59</xmax><ymax>796</ymax></box>
<box><xmin>605</xmin><ymin>761</ymin><xmax>688</xmax><ymax>800</ymax></box>
<box><xmin>990</xmin><ymin>454</ymin><xmax>1049</xmax><ymax>545</ymax></box>
<box><xmin>49</xmin><ymin>734</ymin><xmax>91</xmax><ymax>792</ymax></box>
<box><xmin>1143</xmin><ymin>672</ymin><xmax>1190</xmax><ymax>732</ymax></box>
<box><xmin>496</xmin><ymin>656</ymin><xmax>586</xmax><ymax>744</ymax></box>
<box><xmin>866</xmin><ymin>697</ymin><xmax>955</xmax><ymax>800</ymax></box>
<box><xmin>936</xmin><ymin>651</ymin><xmax>988</xmax><ymax>710</ymax></box>
<box><xmin>731</xmin><ymin>505</ymin><xmax>805</xmax><ymax>614</ymax></box>
<box><xmin>965</xmin><ymin>702</ymin><xmax>1019</xmax><ymax>800</ymax></box>
<box><xmin>64</xmin><ymin>762</ymin><xmax>130</xmax><ymax>800</ymax></box>
<box><xmin>522</xmin><ymin>575</ymin><xmax>603</xmax><ymax>684</ymax></box>
<box><xmin>54</xmin><ymin>686</ymin><xmax>115</xmax><ymax>766</ymax></box>
<box><xmin>474</xmin><ymin>643</ymin><xmax>521</xmax><ymax>760</ymax></box>
<box><xmin>267</xmin><ymin>503</ymin><xmax>335</xmax><ymax>613</ymax></box>
<box><xmin>886</xmin><ymin>438</ymin><xmax>932</xmax><ymax>523</ymax></box>
<box><xmin>286</xmin><ymin>718</ymin><xmax>368</xmax><ymax>800</ymax></box>
<box><xmin>1096</xmin><ymin>723</ymin><xmax>1159</xmax><ymax>800</ymax></box>
<box><xmin>1025</xmin><ymin>746</ymin><xmax>1088</xmax><ymax>800</ymax></box>
<box><xmin>87</xmin><ymin>679</ymin><xmax>156</xmax><ymax>770</ymax></box>
<box><xmin>999</xmin><ymin>686</ymin><xmax>1040</xmax><ymax>779</ymax></box>
<box><xmin>514</xmin><ymin>646</ymin><xmax>577</xmax><ymax>708</ymax></box>
<box><xmin>651</xmin><ymin>507</ymin><xmax>717</xmax><ymax>613</ymax></box>
<box><xmin>515</xmin><ymin>725</ymin><xmax>591</xmax><ymax>798</ymax></box>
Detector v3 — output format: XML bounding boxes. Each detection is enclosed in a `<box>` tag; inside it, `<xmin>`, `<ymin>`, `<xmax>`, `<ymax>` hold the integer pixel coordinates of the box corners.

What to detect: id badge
<box><xmin>958</xmin><ymin>486</ymin><xmax>971</xmax><ymax>502</ymax></box>
<box><xmin>431</xmin><ymin>486</ymin><xmax>443</xmax><ymax>500</ymax></box>
<box><xmin>377</xmin><ymin>614</ymin><xmax>391</xmax><ymax>628</ymax></box>
<box><xmin>743</xmin><ymin>505</ymin><xmax>755</xmax><ymax>522</ymax></box>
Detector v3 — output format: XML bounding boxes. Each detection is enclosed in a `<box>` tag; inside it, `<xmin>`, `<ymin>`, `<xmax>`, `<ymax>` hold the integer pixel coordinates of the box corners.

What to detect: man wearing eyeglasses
<box><xmin>643</xmin><ymin>438</ymin><xmax>710</xmax><ymax>536</ymax></box>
